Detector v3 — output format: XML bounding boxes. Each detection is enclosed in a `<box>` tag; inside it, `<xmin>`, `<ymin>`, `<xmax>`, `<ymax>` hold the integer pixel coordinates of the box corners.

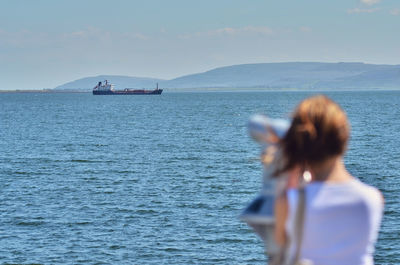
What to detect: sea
<box><xmin>0</xmin><ymin>90</ymin><xmax>399</xmax><ymax>264</ymax></box>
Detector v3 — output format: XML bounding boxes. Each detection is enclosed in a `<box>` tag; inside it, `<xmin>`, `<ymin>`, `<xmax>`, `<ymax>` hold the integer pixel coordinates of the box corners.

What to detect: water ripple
<box><xmin>0</xmin><ymin>91</ymin><xmax>399</xmax><ymax>264</ymax></box>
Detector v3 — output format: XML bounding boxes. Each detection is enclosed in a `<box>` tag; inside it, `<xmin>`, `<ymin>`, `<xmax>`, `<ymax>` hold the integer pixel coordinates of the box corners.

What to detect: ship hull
<box><xmin>93</xmin><ymin>89</ymin><xmax>163</xmax><ymax>95</ymax></box>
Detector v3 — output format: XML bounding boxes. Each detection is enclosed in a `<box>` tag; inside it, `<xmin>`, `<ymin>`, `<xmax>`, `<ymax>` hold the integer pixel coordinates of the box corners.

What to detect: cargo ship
<box><xmin>93</xmin><ymin>80</ymin><xmax>163</xmax><ymax>95</ymax></box>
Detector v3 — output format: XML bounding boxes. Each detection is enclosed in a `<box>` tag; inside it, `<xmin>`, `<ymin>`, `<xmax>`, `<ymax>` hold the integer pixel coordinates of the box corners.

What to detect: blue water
<box><xmin>0</xmin><ymin>91</ymin><xmax>399</xmax><ymax>264</ymax></box>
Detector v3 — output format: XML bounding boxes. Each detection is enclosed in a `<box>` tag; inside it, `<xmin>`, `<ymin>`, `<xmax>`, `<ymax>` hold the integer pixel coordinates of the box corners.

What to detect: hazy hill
<box><xmin>165</xmin><ymin>62</ymin><xmax>400</xmax><ymax>89</ymax></box>
<box><xmin>54</xmin><ymin>62</ymin><xmax>400</xmax><ymax>90</ymax></box>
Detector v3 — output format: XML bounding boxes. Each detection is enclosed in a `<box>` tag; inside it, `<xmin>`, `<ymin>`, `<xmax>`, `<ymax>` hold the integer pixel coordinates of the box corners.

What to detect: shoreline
<box><xmin>1</xmin><ymin>88</ymin><xmax>399</xmax><ymax>93</ymax></box>
<box><xmin>0</xmin><ymin>89</ymin><xmax>90</xmax><ymax>93</ymax></box>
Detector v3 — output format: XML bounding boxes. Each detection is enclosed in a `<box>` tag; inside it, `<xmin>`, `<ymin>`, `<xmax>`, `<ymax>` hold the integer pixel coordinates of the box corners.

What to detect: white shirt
<box><xmin>286</xmin><ymin>179</ymin><xmax>383</xmax><ymax>265</ymax></box>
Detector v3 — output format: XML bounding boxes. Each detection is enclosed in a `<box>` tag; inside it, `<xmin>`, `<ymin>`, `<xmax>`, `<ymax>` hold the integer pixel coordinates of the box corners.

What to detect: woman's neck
<box><xmin>310</xmin><ymin>157</ymin><xmax>352</xmax><ymax>183</ymax></box>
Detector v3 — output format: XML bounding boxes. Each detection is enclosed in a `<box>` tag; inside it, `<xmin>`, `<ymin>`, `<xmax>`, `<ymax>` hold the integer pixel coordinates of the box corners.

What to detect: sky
<box><xmin>0</xmin><ymin>0</ymin><xmax>399</xmax><ymax>89</ymax></box>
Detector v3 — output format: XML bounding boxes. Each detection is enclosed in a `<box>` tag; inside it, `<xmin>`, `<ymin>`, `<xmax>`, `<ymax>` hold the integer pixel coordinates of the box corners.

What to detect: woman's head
<box><xmin>281</xmin><ymin>95</ymin><xmax>350</xmax><ymax>172</ymax></box>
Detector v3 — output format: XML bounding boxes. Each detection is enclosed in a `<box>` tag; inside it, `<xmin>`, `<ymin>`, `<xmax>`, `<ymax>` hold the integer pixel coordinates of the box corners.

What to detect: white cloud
<box><xmin>210</xmin><ymin>26</ymin><xmax>274</xmax><ymax>36</ymax></box>
<box><xmin>0</xmin><ymin>29</ymin><xmax>51</xmax><ymax>47</ymax></box>
<box><xmin>180</xmin><ymin>26</ymin><xmax>274</xmax><ymax>39</ymax></box>
<box><xmin>0</xmin><ymin>27</ymin><xmax>150</xmax><ymax>48</ymax></box>
<box><xmin>132</xmin><ymin>33</ymin><xmax>149</xmax><ymax>40</ymax></box>
<box><xmin>243</xmin><ymin>26</ymin><xmax>274</xmax><ymax>35</ymax></box>
<box><xmin>299</xmin><ymin>26</ymin><xmax>312</xmax><ymax>33</ymax></box>
<box><xmin>360</xmin><ymin>0</ymin><xmax>381</xmax><ymax>5</ymax></box>
<box><xmin>347</xmin><ymin>7</ymin><xmax>379</xmax><ymax>14</ymax></box>
<box><xmin>65</xmin><ymin>27</ymin><xmax>149</xmax><ymax>41</ymax></box>
<box><xmin>390</xmin><ymin>8</ymin><xmax>400</xmax><ymax>15</ymax></box>
<box><xmin>213</xmin><ymin>27</ymin><xmax>236</xmax><ymax>35</ymax></box>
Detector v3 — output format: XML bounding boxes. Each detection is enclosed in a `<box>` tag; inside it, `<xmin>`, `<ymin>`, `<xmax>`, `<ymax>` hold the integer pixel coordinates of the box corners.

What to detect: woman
<box><xmin>274</xmin><ymin>95</ymin><xmax>384</xmax><ymax>265</ymax></box>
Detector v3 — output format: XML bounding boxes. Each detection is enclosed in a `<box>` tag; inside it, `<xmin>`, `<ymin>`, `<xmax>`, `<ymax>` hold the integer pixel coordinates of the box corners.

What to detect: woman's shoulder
<box><xmin>315</xmin><ymin>178</ymin><xmax>384</xmax><ymax>212</ymax></box>
<box><xmin>348</xmin><ymin>178</ymin><xmax>383</xmax><ymax>201</ymax></box>
<box><xmin>287</xmin><ymin>178</ymin><xmax>383</xmax><ymax>208</ymax></box>
<box><xmin>349</xmin><ymin>178</ymin><xmax>384</xmax><ymax>209</ymax></box>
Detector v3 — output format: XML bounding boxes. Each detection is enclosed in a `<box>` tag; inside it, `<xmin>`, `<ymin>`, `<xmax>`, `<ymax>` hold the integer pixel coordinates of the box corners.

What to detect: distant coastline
<box><xmin>0</xmin><ymin>89</ymin><xmax>90</xmax><ymax>93</ymax></box>
<box><xmin>1</xmin><ymin>87</ymin><xmax>399</xmax><ymax>93</ymax></box>
<box><xmin>2</xmin><ymin>62</ymin><xmax>400</xmax><ymax>92</ymax></box>
<box><xmin>52</xmin><ymin>62</ymin><xmax>400</xmax><ymax>91</ymax></box>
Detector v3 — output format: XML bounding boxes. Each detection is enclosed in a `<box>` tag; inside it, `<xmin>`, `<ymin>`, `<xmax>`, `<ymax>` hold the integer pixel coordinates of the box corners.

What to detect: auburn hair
<box><xmin>279</xmin><ymin>95</ymin><xmax>350</xmax><ymax>172</ymax></box>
